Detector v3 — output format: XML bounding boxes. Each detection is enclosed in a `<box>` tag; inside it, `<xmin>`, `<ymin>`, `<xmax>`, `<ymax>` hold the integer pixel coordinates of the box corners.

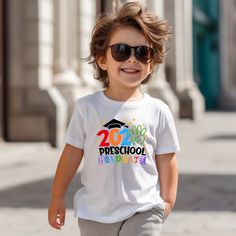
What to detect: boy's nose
<box><xmin>127</xmin><ymin>49</ymin><xmax>138</xmax><ymax>63</ymax></box>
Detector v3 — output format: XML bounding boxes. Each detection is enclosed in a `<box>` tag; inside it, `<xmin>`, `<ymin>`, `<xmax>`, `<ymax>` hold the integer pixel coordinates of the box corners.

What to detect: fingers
<box><xmin>59</xmin><ymin>208</ymin><xmax>65</xmax><ymax>227</ymax></box>
<box><xmin>55</xmin><ymin>214</ymin><xmax>62</xmax><ymax>230</ymax></box>
<box><xmin>48</xmin><ymin>213</ymin><xmax>59</xmax><ymax>229</ymax></box>
<box><xmin>48</xmin><ymin>209</ymin><xmax>65</xmax><ymax>230</ymax></box>
<box><xmin>48</xmin><ymin>211</ymin><xmax>61</xmax><ymax>230</ymax></box>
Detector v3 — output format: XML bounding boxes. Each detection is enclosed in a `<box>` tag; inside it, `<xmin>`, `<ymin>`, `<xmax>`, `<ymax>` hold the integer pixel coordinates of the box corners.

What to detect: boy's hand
<box><xmin>48</xmin><ymin>198</ymin><xmax>65</xmax><ymax>230</ymax></box>
<box><xmin>164</xmin><ymin>201</ymin><xmax>172</xmax><ymax>219</ymax></box>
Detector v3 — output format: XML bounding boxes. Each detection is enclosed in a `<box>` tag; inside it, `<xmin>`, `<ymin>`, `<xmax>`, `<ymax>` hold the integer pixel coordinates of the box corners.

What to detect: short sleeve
<box><xmin>64</xmin><ymin>104</ymin><xmax>85</xmax><ymax>149</ymax></box>
<box><xmin>155</xmin><ymin>105</ymin><xmax>180</xmax><ymax>155</ymax></box>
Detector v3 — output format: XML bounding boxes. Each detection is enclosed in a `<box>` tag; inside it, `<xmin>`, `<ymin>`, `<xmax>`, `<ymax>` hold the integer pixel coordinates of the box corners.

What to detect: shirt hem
<box><xmin>64</xmin><ymin>136</ymin><xmax>84</xmax><ymax>149</ymax></box>
<box><xmin>74</xmin><ymin>202</ymin><xmax>165</xmax><ymax>224</ymax></box>
<box><xmin>155</xmin><ymin>145</ymin><xmax>180</xmax><ymax>155</ymax></box>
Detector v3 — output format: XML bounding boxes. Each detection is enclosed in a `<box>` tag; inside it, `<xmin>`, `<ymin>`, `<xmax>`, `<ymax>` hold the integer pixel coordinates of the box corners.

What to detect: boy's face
<box><xmin>97</xmin><ymin>26</ymin><xmax>154</xmax><ymax>90</ymax></box>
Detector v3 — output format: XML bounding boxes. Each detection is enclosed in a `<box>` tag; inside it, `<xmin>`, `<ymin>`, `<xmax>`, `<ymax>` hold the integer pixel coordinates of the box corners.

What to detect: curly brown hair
<box><xmin>86</xmin><ymin>1</ymin><xmax>171</xmax><ymax>88</ymax></box>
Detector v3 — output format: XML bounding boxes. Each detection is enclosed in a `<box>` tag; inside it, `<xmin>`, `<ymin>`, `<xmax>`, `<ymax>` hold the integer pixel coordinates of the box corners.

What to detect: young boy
<box><xmin>48</xmin><ymin>1</ymin><xmax>180</xmax><ymax>235</ymax></box>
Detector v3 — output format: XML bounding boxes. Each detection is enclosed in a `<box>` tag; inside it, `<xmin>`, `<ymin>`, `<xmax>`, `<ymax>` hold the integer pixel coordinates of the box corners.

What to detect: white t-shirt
<box><xmin>65</xmin><ymin>91</ymin><xmax>180</xmax><ymax>223</ymax></box>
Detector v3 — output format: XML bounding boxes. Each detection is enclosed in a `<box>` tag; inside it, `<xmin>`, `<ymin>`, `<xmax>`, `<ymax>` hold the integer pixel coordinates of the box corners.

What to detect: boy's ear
<box><xmin>97</xmin><ymin>55</ymin><xmax>107</xmax><ymax>71</ymax></box>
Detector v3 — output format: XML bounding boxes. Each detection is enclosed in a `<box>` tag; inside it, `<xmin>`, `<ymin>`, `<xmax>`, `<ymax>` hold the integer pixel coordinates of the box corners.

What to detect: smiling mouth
<box><xmin>121</xmin><ymin>68</ymin><xmax>140</xmax><ymax>73</ymax></box>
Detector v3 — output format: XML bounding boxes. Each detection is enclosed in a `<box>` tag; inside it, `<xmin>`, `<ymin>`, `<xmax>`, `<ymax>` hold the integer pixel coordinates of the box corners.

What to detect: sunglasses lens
<box><xmin>136</xmin><ymin>46</ymin><xmax>154</xmax><ymax>64</ymax></box>
<box><xmin>110</xmin><ymin>44</ymin><xmax>130</xmax><ymax>62</ymax></box>
<box><xmin>109</xmin><ymin>44</ymin><xmax>155</xmax><ymax>63</ymax></box>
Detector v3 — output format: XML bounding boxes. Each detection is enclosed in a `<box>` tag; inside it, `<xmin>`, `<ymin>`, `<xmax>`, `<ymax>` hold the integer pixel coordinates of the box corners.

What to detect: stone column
<box><xmin>146</xmin><ymin>0</ymin><xmax>179</xmax><ymax>117</ymax></box>
<box><xmin>53</xmin><ymin>0</ymin><xmax>93</xmax><ymax>116</ymax></box>
<box><xmin>165</xmin><ymin>0</ymin><xmax>205</xmax><ymax>120</ymax></box>
<box><xmin>77</xmin><ymin>0</ymin><xmax>100</xmax><ymax>89</ymax></box>
<box><xmin>0</xmin><ymin>0</ymin><xmax>3</xmax><ymax>140</ymax></box>
<box><xmin>220</xmin><ymin>0</ymin><xmax>236</xmax><ymax>109</ymax></box>
<box><xmin>7</xmin><ymin>0</ymin><xmax>67</xmax><ymax>147</ymax></box>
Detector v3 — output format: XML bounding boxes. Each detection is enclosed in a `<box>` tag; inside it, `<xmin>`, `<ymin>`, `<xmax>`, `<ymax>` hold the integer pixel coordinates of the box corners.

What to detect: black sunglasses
<box><xmin>108</xmin><ymin>43</ymin><xmax>156</xmax><ymax>64</ymax></box>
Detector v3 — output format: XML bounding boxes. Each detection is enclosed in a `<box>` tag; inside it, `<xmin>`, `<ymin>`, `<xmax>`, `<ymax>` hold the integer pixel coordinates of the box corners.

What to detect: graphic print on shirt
<box><xmin>96</xmin><ymin>119</ymin><xmax>147</xmax><ymax>165</ymax></box>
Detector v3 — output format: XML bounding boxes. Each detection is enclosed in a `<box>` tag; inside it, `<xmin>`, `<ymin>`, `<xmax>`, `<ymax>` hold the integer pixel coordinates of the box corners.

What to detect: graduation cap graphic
<box><xmin>103</xmin><ymin>119</ymin><xmax>128</xmax><ymax>129</ymax></box>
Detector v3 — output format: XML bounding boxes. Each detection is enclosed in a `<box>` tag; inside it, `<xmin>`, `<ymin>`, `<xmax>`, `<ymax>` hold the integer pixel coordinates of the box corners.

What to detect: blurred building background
<box><xmin>0</xmin><ymin>0</ymin><xmax>236</xmax><ymax>147</ymax></box>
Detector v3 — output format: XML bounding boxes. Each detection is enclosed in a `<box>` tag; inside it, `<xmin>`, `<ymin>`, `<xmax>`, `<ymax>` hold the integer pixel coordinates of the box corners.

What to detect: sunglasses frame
<box><xmin>108</xmin><ymin>43</ymin><xmax>156</xmax><ymax>64</ymax></box>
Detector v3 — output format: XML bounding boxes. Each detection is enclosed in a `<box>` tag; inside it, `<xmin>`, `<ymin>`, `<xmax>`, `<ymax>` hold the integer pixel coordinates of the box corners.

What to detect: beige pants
<box><xmin>78</xmin><ymin>207</ymin><xmax>165</xmax><ymax>236</ymax></box>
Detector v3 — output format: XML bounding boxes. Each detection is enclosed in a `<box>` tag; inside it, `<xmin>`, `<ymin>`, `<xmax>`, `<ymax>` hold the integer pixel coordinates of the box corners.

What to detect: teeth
<box><xmin>122</xmin><ymin>68</ymin><xmax>139</xmax><ymax>73</ymax></box>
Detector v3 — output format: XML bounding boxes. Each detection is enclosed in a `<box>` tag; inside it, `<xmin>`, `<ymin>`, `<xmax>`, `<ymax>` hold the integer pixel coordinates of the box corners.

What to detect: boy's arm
<box><xmin>155</xmin><ymin>153</ymin><xmax>178</xmax><ymax>218</ymax></box>
<box><xmin>48</xmin><ymin>144</ymin><xmax>83</xmax><ymax>229</ymax></box>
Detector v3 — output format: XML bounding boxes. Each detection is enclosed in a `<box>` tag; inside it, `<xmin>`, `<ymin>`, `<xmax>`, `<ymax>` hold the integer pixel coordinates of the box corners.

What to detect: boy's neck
<box><xmin>104</xmin><ymin>87</ymin><xmax>144</xmax><ymax>102</ymax></box>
